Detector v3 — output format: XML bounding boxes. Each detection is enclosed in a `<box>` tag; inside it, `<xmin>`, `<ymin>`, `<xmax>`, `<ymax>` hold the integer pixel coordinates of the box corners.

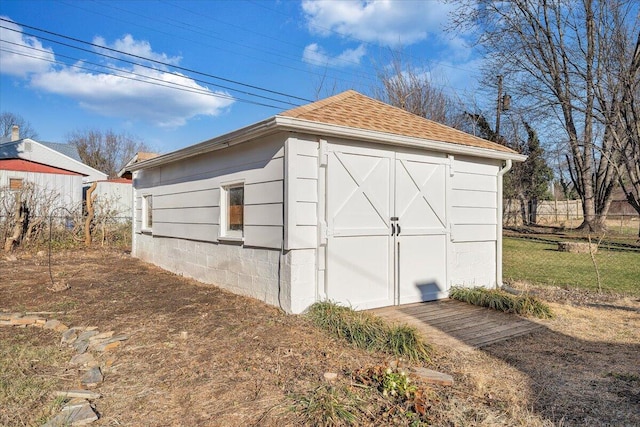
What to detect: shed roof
<box><xmin>129</xmin><ymin>90</ymin><xmax>525</xmax><ymax>172</ymax></box>
<box><xmin>280</xmin><ymin>90</ymin><xmax>516</xmax><ymax>154</ymax></box>
<box><xmin>0</xmin><ymin>158</ymin><xmax>84</xmax><ymax>176</ymax></box>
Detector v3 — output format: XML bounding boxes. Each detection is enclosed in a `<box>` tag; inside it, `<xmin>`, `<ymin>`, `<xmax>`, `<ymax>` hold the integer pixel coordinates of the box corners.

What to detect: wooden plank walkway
<box><xmin>370</xmin><ymin>300</ymin><xmax>545</xmax><ymax>350</ymax></box>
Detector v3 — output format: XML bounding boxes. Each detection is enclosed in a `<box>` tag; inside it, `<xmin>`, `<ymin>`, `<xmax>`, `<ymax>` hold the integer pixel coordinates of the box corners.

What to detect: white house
<box><xmin>0</xmin><ymin>127</ymin><xmax>108</xmax><ymax>214</ymax></box>
<box><xmin>128</xmin><ymin>91</ymin><xmax>526</xmax><ymax>314</ymax></box>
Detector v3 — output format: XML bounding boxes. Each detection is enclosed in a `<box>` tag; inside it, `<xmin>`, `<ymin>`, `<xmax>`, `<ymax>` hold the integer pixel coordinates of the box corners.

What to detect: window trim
<box><xmin>142</xmin><ymin>194</ymin><xmax>153</xmax><ymax>233</ymax></box>
<box><xmin>219</xmin><ymin>181</ymin><xmax>245</xmax><ymax>241</ymax></box>
<box><xmin>9</xmin><ymin>178</ymin><xmax>23</xmax><ymax>191</ymax></box>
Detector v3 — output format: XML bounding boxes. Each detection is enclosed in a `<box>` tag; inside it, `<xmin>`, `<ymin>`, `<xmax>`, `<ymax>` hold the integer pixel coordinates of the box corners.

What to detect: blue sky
<box><xmin>0</xmin><ymin>0</ymin><xmax>485</xmax><ymax>153</ymax></box>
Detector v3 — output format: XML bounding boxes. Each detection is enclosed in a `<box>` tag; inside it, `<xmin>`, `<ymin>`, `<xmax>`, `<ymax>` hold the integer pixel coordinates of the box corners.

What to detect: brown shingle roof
<box><xmin>280</xmin><ymin>90</ymin><xmax>518</xmax><ymax>154</ymax></box>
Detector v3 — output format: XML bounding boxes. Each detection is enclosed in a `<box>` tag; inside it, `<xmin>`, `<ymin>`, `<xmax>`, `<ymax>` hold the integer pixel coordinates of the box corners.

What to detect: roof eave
<box><xmin>130</xmin><ymin>115</ymin><xmax>526</xmax><ymax>172</ymax></box>
<box><xmin>128</xmin><ymin>117</ymin><xmax>280</xmax><ymax>172</ymax></box>
<box><xmin>274</xmin><ymin>116</ymin><xmax>527</xmax><ymax>162</ymax></box>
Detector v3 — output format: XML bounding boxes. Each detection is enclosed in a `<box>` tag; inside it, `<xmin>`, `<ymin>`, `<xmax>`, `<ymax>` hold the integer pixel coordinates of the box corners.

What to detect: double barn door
<box><xmin>325</xmin><ymin>144</ymin><xmax>448</xmax><ymax>309</ymax></box>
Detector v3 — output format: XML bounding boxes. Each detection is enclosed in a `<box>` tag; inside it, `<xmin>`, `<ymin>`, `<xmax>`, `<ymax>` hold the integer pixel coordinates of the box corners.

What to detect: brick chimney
<box><xmin>11</xmin><ymin>125</ymin><xmax>19</xmax><ymax>141</ymax></box>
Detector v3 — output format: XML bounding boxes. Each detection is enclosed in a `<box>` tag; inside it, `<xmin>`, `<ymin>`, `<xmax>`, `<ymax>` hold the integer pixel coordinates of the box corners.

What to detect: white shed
<box><xmin>129</xmin><ymin>91</ymin><xmax>526</xmax><ymax>314</ymax></box>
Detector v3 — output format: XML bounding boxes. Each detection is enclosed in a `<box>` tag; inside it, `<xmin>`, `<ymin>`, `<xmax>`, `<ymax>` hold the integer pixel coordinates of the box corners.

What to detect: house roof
<box><xmin>0</xmin><ymin>158</ymin><xmax>84</xmax><ymax>176</ymax></box>
<box><xmin>129</xmin><ymin>90</ymin><xmax>525</xmax><ymax>172</ymax></box>
<box><xmin>117</xmin><ymin>151</ymin><xmax>160</xmax><ymax>177</ymax></box>
<box><xmin>39</xmin><ymin>141</ymin><xmax>82</xmax><ymax>162</ymax></box>
<box><xmin>280</xmin><ymin>90</ymin><xmax>516</xmax><ymax>154</ymax></box>
<box><xmin>0</xmin><ymin>138</ymin><xmax>107</xmax><ymax>182</ymax></box>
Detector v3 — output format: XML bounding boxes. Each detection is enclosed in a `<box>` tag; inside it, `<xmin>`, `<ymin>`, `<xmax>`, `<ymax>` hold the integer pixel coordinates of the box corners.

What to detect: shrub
<box><xmin>307</xmin><ymin>301</ymin><xmax>431</xmax><ymax>362</ymax></box>
<box><xmin>449</xmin><ymin>286</ymin><xmax>553</xmax><ymax>319</ymax></box>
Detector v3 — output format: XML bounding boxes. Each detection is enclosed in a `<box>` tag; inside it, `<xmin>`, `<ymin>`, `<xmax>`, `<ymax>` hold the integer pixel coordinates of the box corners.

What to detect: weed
<box><xmin>292</xmin><ymin>384</ymin><xmax>358</xmax><ymax>426</ymax></box>
<box><xmin>449</xmin><ymin>287</ymin><xmax>554</xmax><ymax>319</ymax></box>
<box><xmin>307</xmin><ymin>301</ymin><xmax>431</xmax><ymax>362</ymax></box>
<box><xmin>352</xmin><ymin>363</ymin><xmax>432</xmax><ymax>425</ymax></box>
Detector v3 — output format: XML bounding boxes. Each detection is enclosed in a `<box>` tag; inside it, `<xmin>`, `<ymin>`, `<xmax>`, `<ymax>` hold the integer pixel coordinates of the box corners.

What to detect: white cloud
<box><xmin>30</xmin><ymin>65</ymin><xmax>234</xmax><ymax>128</ymax></box>
<box><xmin>93</xmin><ymin>34</ymin><xmax>182</xmax><ymax>67</ymax></box>
<box><xmin>0</xmin><ymin>17</ymin><xmax>55</xmax><ymax>76</ymax></box>
<box><xmin>301</xmin><ymin>0</ymin><xmax>453</xmax><ymax>47</ymax></box>
<box><xmin>0</xmin><ymin>20</ymin><xmax>233</xmax><ymax>128</ymax></box>
<box><xmin>302</xmin><ymin>43</ymin><xmax>366</xmax><ymax>67</ymax></box>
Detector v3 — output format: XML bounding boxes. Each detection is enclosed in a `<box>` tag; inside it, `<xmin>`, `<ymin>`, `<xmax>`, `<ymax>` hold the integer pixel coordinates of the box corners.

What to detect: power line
<box><xmin>0</xmin><ymin>22</ymin><xmax>303</xmax><ymax>108</ymax></box>
<box><xmin>0</xmin><ymin>17</ymin><xmax>314</xmax><ymax>104</ymax></box>
<box><xmin>0</xmin><ymin>43</ymin><xmax>295</xmax><ymax>110</ymax></box>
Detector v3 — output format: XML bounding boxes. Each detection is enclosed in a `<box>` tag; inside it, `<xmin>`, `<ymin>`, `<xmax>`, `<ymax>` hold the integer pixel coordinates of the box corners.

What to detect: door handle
<box><xmin>391</xmin><ymin>223</ymin><xmax>396</xmax><ymax>236</ymax></box>
<box><xmin>397</xmin><ymin>224</ymin><xmax>401</xmax><ymax>236</ymax></box>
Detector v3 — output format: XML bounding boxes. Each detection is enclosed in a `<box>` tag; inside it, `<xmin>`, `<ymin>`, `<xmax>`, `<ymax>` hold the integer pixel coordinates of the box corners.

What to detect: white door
<box><xmin>395</xmin><ymin>153</ymin><xmax>448</xmax><ymax>303</ymax></box>
<box><xmin>326</xmin><ymin>145</ymin><xmax>395</xmax><ymax>309</ymax></box>
<box><xmin>326</xmin><ymin>144</ymin><xmax>448</xmax><ymax>309</ymax></box>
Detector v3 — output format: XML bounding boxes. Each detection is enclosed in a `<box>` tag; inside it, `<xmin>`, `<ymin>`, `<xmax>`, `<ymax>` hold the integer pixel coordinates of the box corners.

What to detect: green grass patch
<box><xmin>449</xmin><ymin>286</ymin><xmax>553</xmax><ymax>319</ymax></box>
<box><xmin>307</xmin><ymin>301</ymin><xmax>431</xmax><ymax>362</ymax></box>
<box><xmin>503</xmin><ymin>237</ymin><xmax>640</xmax><ymax>295</ymax></box>
<box><xmin>0</xmin><ymin>330</ymin><xmax>71</xmax><ymax>426</ymax></box>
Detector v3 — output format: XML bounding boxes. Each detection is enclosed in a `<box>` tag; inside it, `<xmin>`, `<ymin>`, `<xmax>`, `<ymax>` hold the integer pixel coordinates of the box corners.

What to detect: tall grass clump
<box><xmin>449</xmin><ymin>286</ymin><xmax>553</xmax><ymax>319</ymax></box>
<box><xmin>307</xmin><ymin>301</ymin><xmax>431</xmax><ymax>362</ymax></box>
<box><xmin>292</xmin><ymin>384</ymin><xmax>358</xmax><ymax>426</ymax></box>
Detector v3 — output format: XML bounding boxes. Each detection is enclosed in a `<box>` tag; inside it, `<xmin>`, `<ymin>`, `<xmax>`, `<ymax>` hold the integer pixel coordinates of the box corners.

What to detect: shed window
<box><xmin>221</xmin><ymin>183</ymin><xmax>244</xmax><ymax>239</ymax></box>
<box><xmin>142</xmin><ymin>195</ymin><xmax>153</xmax><ymax>231</ymax></box>
<box><xmin>9</xmin><ymin>178</ymin><xmax>23</xmax><ymax>190</ymax></box>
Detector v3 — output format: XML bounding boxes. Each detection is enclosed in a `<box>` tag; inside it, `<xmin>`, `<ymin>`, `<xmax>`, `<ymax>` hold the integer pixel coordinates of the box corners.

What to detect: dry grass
<box><xmin>1</xmin><ymin>249</ymin><xmax>638</xmax><ymax>426</ymax></box>
<box><xmin>0</xmin><ymin>329</ymin><xmax>74</xmax><ymax>427</ymax></box>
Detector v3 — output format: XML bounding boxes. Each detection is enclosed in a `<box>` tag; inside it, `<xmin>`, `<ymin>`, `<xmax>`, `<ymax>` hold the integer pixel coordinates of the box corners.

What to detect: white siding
<box><xmin>94</xmin><ymin>181</ymin><xmax>132</xmax><ymax>221</ymax></box>
<box><xmin>0</xmin><ymin>170</ymin><xmax>83</xmax><ymax>214</ymax></box>
<box><xmin>134</xmin><ymin>134</ymin><xmax>285</xmax><ymax>249</ymax></box>
<box><xmin>448</xmin><ymin>155</ymin><xmax>501</xmax><ymax>289</ymax></box>
<box><xmin>450</xmin><ymin>156</ymin><xmax>500</xmax><ymax>243</ymax></box>
<box><xmin>285</xmin><ymin>136</ymin><xmax>319</xmax><ymax>250</ymax></box>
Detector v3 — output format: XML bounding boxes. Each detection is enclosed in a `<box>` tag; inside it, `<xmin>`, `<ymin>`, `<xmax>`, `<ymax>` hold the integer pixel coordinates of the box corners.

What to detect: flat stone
<box><xmin>77</xmin><ymin>330</ymin><xmax>99</xmax><ymax>342</ymax></box>
<box><xmin>61</xmin><ymin>328</ymin><xmax>79</xmax><ymax>345</ymax></box>
<box><xmin>10</xmin><ymin>315</ymin><xmax>40</xmax><ymax>326</ymax></box>
<box><xmin>90</xmin><ymin>334</ymin><xmax>129</xmax><ymax>351</ymax></box>
<box><xmin>412</xmin><ymin>367</ymin><xmax>454</xmax><ymax>386</ymax></box>
<box><xmin>0</xmin><ymin>320</ymin><xmax>10</xmax><ymax>326</ymax></box>
<box><xmin>41</xmin><ymin>402</ymin><xmax>98</xmax><ymax>426</ymax></box>
<box><xmin>54</xmin><ymin>390</ymin><xmax>102</xmax><ymax>400</ymax></box>
<box><xmin>323</xmin><ymin>372</ymin><xmax>338</xmax><ymax>382</ymax></box>
<box><xmin>73</xmin><ymin>340</ymin><xmax>90</xmax><ymax>354</ymax></box>
<box><xmin>0</xmin><ymin>312</ymin><xmax>16</xmax><ymax>321</ymax></box>
<box><xmin>80</xmin><ymin>367</ymin><xmax>103</xmax><ymax>388</ymax></box>
<box><xmin>43</xmin><ymin>319</ymin><xmax>64</xmax><ymax>331</ymax></box>
<box><xmin>88</xmin><ymin>331</ymin><xmax>114</xmax><ymax>342</ymax></box>
<box><xmin>35</xmin><ymin>318</ymin><xmax>47</xmax><ymax>325</ymax></box>
<box><xmin>69</xmin><ymin>353</ymin><xmax>98</xmax><ymax>368</ymax></box>
<box><xmin>92</xmin><ymin>340</ymin><xmax>121</xmax><ymax>352</ymax></box>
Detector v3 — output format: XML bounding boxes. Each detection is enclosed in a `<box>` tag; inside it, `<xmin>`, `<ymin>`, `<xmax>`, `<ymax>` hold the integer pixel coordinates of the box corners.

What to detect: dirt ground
<box><xmin>1</xmin><ymin>248</ymin><xmax>639</xmax><ymax>426</ymax></box>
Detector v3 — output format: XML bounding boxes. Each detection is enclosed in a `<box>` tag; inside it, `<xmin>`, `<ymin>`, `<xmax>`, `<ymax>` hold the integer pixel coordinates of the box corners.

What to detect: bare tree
<box><xmin>0</xmin><ymin>112</ymin><xmax>38</xmax><ymax>140</ymax></box>
<box><xmin>451</xmin><ymin>0</ymin><xmax>639</xmax><ymax>232</ymax></box>
<box><xmin>67</xmin><ymin>128</ymin><xmax>149</xmax><ymax>178</ymax></box>
<box><xmin>374</xmin><ymin>51</ymin><xmax>465</xmax><ymax>129</ymax></box>
<box><xmin>606</xmin><ymin>24</ymin><xmax>640</xmax><ymax>238</ymax></box>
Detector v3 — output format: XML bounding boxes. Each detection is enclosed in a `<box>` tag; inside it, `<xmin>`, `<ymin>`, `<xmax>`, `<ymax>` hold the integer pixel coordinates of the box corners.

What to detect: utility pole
<box><xmin>495</xmin><ymin>75</ymin><xmax>510</xmax><ymax>144</ymax></box>
<box><xmin>495</xmin><ymin>75</ymin><xmax>503</xmax><ymax>143</ymax></box>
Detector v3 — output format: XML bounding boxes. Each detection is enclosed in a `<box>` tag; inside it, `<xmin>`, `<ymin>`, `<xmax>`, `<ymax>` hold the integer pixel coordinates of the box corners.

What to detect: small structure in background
<box><xmin>0</xmin><ymin>126</ymin><xmax>108</xmax><ymax>250</ymax></box>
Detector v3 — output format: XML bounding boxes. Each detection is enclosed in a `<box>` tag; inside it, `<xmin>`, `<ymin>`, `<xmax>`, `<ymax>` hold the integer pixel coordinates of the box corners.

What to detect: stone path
<box><xmin>0</xmin><ymin>311</ymin><xmax>128</xmax><ymax>426</ymax></box>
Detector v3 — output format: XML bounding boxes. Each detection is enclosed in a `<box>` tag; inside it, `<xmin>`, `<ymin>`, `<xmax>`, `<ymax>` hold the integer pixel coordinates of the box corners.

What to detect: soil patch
<box><xmin>2</xmin><ymin>249</ymin><xmax>638</xmax><ymax>426</ymax></box>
